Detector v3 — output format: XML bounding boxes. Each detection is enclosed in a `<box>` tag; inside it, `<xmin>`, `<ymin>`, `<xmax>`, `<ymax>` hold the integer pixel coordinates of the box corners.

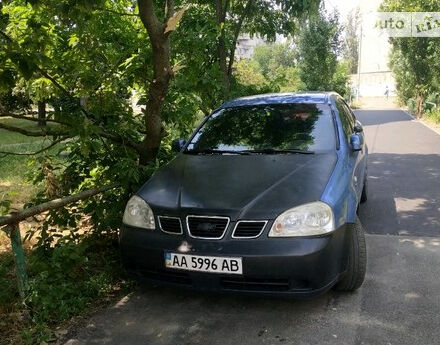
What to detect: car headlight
<box><xmin>122</xmin><ymin>195</ymin><xmax>155</xmax><ymax>230</ymax></box>
<box><xmin>269</xmin><ymin>201</ymin><xmax>334</xmax><ymax>237</ymax></box>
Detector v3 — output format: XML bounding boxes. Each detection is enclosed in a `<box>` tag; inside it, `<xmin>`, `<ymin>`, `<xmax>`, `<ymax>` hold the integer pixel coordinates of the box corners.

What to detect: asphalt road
<box><xmin>66</xmin><ymin>110</ymin><xmax>440</xmax><ymax>345</ymax></box>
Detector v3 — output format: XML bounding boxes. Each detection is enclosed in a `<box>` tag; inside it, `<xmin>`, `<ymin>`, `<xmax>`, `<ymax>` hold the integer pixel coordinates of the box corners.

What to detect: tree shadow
<box><xmin>358</xmin><ymin>153</ymin><xmax>440</xmax><ymax>237</ymax></box>
<box><xmin>354</xmin><ymin>110</ymin><xmax>412</xmax><ymax>126</ymax></box>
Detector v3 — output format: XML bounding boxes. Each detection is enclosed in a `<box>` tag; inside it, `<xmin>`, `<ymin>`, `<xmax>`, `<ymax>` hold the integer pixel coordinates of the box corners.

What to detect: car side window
<box><xmin>341</xmin><ymin>99</ymin><xmax>357</xmax><ymax>124</ymax></box>
<box><xmin>336</xmin><ymin>99</ymin><xmax>354</xmax><ymax>141</ymax></box>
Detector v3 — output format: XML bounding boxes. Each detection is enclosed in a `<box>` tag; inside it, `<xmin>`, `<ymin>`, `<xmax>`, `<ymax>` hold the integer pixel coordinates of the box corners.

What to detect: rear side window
<box><xmin>336</xmin><ymin>99</ymin><xmax>355</xmax><ymax>141</ymax></box>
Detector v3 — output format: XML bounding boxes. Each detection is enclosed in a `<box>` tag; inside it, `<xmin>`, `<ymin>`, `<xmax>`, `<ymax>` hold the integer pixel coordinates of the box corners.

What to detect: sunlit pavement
<box><xmin>66</xmin><ymin>110</ymin><xmax>440</xmax><ymax>345</ymax></box>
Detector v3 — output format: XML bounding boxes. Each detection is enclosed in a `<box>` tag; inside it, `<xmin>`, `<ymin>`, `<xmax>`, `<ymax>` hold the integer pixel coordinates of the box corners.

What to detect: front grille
<box><xmin>221</xmin><ymin>277</ymin><xmax>290</xmax><ymax>292</ymax></box>
<box><xmin>158</xmin><ymin>216</ymin><xmax>183</xmax><ymax>235</ymax></box>
<box><xmin>187</xmin><ymin>216</ymin><xmax>229</xmax><ymax>239</ymax></box>
<box><xmin>232</xmin><ymin>221</ymin><xmax>267</xmax><ymax>238</ymax></box>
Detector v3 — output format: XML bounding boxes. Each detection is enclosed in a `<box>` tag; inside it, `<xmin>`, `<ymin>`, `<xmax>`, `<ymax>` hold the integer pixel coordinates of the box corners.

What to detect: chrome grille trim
<box><xmin>186</xmin><ymin>215</ymin><xmax>230</xmax><ymax>239</ymax></box>
<box><xmin>158</xmin><ymin>216</ymin><xmax>183</xmax><ymax>235</ymax></box>
<box><xmin>232</xmin><ymin>220</ymin><xmax>268</xmax><ymax>239</ymax></box>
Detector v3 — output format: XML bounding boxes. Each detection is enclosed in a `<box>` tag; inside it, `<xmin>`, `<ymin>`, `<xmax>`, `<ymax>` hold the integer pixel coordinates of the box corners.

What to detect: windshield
<box><xmin>185</xmin><ymin>103</ymin><xmax>335</xmax><ymax>153</ymax></box>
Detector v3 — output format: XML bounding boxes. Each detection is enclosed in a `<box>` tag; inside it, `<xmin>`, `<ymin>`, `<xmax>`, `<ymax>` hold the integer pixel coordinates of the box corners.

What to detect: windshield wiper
<box><xmin>243</xmin><ymin>148</ymin><xmax>315</xmax><ymax>155</ymax></box>
<box><xmin>184</xmin><ymin>149</ymin><xmax>251</xmax><ymax>155</ymax></box>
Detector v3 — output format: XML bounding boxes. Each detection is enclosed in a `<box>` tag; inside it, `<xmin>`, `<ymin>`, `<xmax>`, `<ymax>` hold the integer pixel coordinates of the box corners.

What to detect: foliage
<box><xmin>251</xmin><ymin>42</ymin><xmax>304</xmax><ymax>92</ymax></box>
<box><xmin>332</xmin><ymin>60</ymin><xmax>351</xmax><ymax>97</ymax></box>
<box><xmin>234</xmin><ymin>43</ymin><xmax>304</xmax><ymax>94</ymax></box>
<box><xmin>0</xmin><ymin>0</ymin><xmax>159</xmax><ymax>234</ymax></box>
<box><xmin>0</xmin><ymin>88</ymin><xmax>31</xmax><ymax>113</ymax></box>
<box><xmin>208</xmin><ymin>0</ymin><xmax>320</xmax><ymax>99</ymax></box>
<box><xmin>253</xmin><ymin>42</ymin><xmax>296</xmax><ymax>77</ymax></box>
<box><xmin>341</xmin><ymin>8</ymin><xmax>360</xmax><ymax>75</ymax></box>
<box><xmin>382</xmin><ymin>0</ymin><xmax>440</xmax><ymax>117</ymax></box>
<box><xmin>0</xmin><ymin>233</ymin><xmax>131</xmax><ymax>344</ymax></box>
<box><xmin>297</xmin><ymin>9</ymin><xmax>349</xmax><ymax>96</ymax></box>
<box><xmin>424</xmin><ymin>108</ymin><xmax>440</xmax><ymax>125</ymax></box>
<box><xmin>388</xmin><ymin>37</ymin><xmax>436</xmax><ymax>117</ymax></box>
<box><xmin>27</xmin><ymin>234</ymin><xmax>125</xmax><ymax>323</ymax></box>
<box><xmin>235</xmin><ymin>59</ymin><xmax>268</xmax><ymax>88</ymax></box>
<box><xmin>0</xmin><ymin>0</ymin><xmax>328</xmax><ymax>235</ymax></box>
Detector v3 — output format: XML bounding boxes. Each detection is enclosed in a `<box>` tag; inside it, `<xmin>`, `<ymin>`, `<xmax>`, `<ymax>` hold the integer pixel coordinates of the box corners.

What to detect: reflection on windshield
<box><xmin>186</xmin><ymin>103</ymin><xmax>335</xmax><ymax>153</ymax></box>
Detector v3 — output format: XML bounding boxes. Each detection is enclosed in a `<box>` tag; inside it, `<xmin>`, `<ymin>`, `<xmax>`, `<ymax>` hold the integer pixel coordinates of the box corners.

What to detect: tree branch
<box><xmin>1</xmin><ymin>29</ymin><xmax>91</xmax><ymax>118</ymax></box>
<box><xmin>1</xmin><ymin>30</ymin><xmax>142</xmax><ymax>153</ymax></box>
<box><xmin>227</xmin><ymin>0</ymin><xmax>254</xmax><ymax>77</ymax></box>
<box><xmin>138</xmin><ymin>0</ymin><xmax>163</xmax><ymax>39</ymax></box>
<box><xmin>0</xmin><ymin>137</ymin><xmax>69</xmax><ymax>156</ymax></box>
<box><xmin>0</xmin><ymin>184</ymin><xmax>120</xmax><ymax>228</ymax></box>
<box><xmin>166</xmin><ymin>0</ymin><xmax>175</xmax><ymax>20</ymax></box>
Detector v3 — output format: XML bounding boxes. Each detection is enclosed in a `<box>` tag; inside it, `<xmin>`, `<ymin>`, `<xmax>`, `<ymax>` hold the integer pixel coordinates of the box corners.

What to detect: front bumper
<box><xmin>119</xmin><ymin>224</ymin><xmax>349</xmax><ymax>297</ymax></box>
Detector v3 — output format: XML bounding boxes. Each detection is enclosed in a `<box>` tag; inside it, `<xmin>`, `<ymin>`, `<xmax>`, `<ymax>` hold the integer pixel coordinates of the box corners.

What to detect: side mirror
<box><xmin>172</xmin><ymin>138</ymin><xmax>186</xmax><ymax>152</ymax></box>
<box><xmin>354</xmin><ymin>120</ymin><xmax>363</xmax><ymax>133</ymax></box>
<box><xmin>350</xmin><ymin>134</ymin><xmax>362</xmax><ymax>152</ymax></box>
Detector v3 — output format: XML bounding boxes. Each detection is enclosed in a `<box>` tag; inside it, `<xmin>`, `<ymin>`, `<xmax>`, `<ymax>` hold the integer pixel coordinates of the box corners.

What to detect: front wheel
<box><xmin>334</xmin><ymin>218</ymin><xmax>367</xmax><ymax>292</ymax></box>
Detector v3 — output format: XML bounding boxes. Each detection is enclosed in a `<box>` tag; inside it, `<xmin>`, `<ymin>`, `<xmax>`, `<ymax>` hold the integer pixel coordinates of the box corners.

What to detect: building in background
<box><xmin>235</xmin><ymin>34</ymin><xmax>266</xmax><ymax>60</ymax></box>
<box><xmin>351</xmin><ymin>0</ymin><xmax>396</xmax><ymax>100</ymax></box>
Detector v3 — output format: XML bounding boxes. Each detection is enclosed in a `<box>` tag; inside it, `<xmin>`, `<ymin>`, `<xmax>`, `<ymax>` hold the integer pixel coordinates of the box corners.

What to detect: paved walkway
<box><xmin>358</xmin><ymin>97</ymin><xmax>398</xmax><ymax>109</ymax></box>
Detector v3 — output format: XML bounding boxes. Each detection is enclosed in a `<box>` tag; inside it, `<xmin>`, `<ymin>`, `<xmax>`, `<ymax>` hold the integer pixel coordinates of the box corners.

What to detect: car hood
<box><xmin>137</xmin><ymin>152</ymin><xmax>337</xmax><ymax>220</ymax></box>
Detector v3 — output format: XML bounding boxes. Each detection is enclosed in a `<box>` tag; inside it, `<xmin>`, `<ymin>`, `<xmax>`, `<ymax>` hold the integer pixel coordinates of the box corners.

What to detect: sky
<box><xmin>324</xmin><ymin>0</ymin><xmax>361</xmax><ymax>23</ymax></box>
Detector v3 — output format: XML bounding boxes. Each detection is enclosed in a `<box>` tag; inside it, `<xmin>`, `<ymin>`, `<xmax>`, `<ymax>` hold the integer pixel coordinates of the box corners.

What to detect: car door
<box><xmin>336</xmin><ymin>98</ymin><xmax>366</xmax><ymax>201</ymax></box>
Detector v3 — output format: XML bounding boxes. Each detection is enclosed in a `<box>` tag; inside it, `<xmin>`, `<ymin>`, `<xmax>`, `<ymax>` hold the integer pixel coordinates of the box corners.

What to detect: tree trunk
<box><xmin>37</xmin><ymin>100</ymin><xmax>46</xmax><ymax>127</ymax></box>
<box><xmin>53</xmin><ymin>102</ymin><xmax>61</xmax><ymax>120</ymax></box>
<box><xmin>138</xmin><ymin>0</ymin><xmax>173</xmax><ymax>166</ymax></box>
<box><xmin>416</xmin><ymin>94</ymin><xmax>424</xmax><ymax>119</ymax></box>
<box><xmin>139</xmin><ymin>41</ymin><xmax>171</xmax><ymax>165</ymax></box>
<box><xmin>215</xmin><ymin>0</ymin><xmax>253</xmax><ymax>101</ymax></box>
<box><xmin>218</xmin><ymin>38</ymin><xmax>230</xmax><ymax>100</ymax></box>
<box><xmin>215</xmin><ymin>0</ymin><xmax>230</xmax><ymax>100</ymax></box>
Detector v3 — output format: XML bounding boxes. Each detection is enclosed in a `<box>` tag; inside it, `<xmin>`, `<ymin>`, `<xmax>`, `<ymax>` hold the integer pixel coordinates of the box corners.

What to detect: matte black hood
<box><xmin>137</xmin><ymin>153</ymin><xmax>337</xmax><ymax>220</ymax></box>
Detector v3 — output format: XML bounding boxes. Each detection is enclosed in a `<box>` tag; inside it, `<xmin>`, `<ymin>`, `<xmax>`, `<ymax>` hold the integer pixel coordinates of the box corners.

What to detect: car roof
<box><xmin>220</xmin><ymin>92</ymin><xmax>338</xmax><ymax>109</ymax></box>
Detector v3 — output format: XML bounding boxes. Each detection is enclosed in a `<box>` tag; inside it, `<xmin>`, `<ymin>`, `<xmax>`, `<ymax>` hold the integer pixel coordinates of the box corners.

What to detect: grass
<box><xmin>0</xmin><ymin>117</ymin><xmax>52</xmax><ymax>248</ymax></box>
<box><xmin>424</xmin><ymin>109</ymin><xmax>440</xmax><ymax>125</ymax></box>
<box><xmin>0</xmin><ymin>117</ymin><xmax>61</xmax><ymax>210</ymax></box>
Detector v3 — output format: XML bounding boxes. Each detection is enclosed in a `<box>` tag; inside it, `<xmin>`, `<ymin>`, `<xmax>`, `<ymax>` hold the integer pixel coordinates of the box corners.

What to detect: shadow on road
<box><xmin>358</xmin><ymin>153</ymin><xmax>440</xmax><ymax>237</ymax></box>
<box><xmin>355</xmin><ymin>110</ymin><xmax>411</xmax><ymax>126</ymax></box>
<box><xmin>65</xmin><ymin>282</ymin><xmax>353</xmax><ymax>345</ymax></box>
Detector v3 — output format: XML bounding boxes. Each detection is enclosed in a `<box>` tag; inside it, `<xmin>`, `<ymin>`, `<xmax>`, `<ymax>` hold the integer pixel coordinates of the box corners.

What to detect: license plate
<box><xmin>165</xmin><ymin>252</ymin><xmax>242</xmax><ymax>275</ymax></box>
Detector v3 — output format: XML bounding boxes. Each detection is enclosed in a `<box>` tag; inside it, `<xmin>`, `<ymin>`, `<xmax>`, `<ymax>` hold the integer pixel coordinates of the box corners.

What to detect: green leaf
<box><xmin>68</xmin><ymin>34</ymin><xmax>79</xmax><ymax>48</ymax></box>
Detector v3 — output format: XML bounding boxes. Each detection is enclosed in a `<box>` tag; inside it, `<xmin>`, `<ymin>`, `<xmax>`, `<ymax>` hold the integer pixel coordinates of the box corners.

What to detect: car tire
<box><xmin>334</xmin><ymin>218</ymin><xmax>367</xmax><ymax>292</ymax></box>
<box><xmin>360</xmin><ymin>177</ymin><xmax>368</xmax><ymax>203</ymax></box>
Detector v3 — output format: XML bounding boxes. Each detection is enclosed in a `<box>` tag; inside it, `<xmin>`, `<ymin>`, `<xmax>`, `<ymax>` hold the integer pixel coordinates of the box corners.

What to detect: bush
<box><xmin>26</xmin><ymin>234</ymin><xmax>128</xmax><ymax>323</ymax></box>
<box><xmin>0</xmin><ymin>89</ymin><xmax>31</xmax><ymax>113</ymax></box>
<box><xmin>0</xmin><ymin>233</ymin><xmax>132</xmax><ymax>345</ymax></box>
<box><xmin>424</xmin><ymin>109</ymin><xmax>440</xmax><ymax>124</ymax></box>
